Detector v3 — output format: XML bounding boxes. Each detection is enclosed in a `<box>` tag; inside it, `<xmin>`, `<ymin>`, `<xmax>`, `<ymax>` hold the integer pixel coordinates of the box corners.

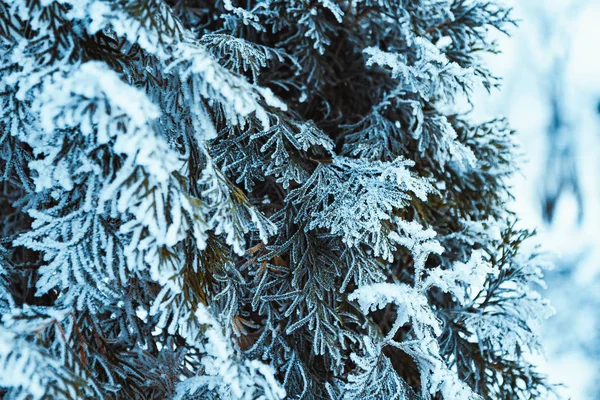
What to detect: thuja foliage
<box><xmin>0</xmin><ymin>1</ymin><xmax>554</xmax><ymax>399</ymax></box>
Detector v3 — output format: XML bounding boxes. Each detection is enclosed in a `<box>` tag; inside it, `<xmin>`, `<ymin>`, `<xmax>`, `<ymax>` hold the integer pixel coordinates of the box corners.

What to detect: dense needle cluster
<box><xmin>0</xmin><ymin>1</ymin><xmax>554</xmax><ymax>399</ymax></box>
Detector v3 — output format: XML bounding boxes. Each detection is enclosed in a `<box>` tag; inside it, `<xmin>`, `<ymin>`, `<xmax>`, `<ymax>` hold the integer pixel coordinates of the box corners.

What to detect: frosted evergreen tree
<box><xmin>0</xmin><ymin>1</ymin><xmax>554</xmax><ymax>399</ymax></box>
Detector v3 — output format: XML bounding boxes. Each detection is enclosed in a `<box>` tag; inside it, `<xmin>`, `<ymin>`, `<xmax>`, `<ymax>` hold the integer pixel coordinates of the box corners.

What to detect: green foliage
<box><xmin>0</xmin><ymin>0</ymin><xmax>554</xmax><ymax>399</ymax></box>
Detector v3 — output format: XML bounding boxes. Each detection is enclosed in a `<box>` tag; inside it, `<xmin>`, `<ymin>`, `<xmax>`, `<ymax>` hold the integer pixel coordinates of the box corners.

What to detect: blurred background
<box><xmin>474</xmin><ymin>0</ymin><xmax>600</xmax><ymax>398</ymax></box>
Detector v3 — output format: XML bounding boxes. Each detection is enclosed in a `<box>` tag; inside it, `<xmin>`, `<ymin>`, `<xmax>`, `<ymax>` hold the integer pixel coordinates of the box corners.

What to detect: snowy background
<box><xmin>474</xmin><ymin>0</ymin><xmax>600</xmax><ymax>398</ymax></box>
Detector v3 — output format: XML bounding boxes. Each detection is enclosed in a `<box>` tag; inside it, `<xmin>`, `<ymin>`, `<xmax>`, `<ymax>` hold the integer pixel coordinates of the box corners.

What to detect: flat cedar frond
<box><xmin>0</xmin><ymin>0</ymin><xmax>553</xmax><ymax>399</ymax></box>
